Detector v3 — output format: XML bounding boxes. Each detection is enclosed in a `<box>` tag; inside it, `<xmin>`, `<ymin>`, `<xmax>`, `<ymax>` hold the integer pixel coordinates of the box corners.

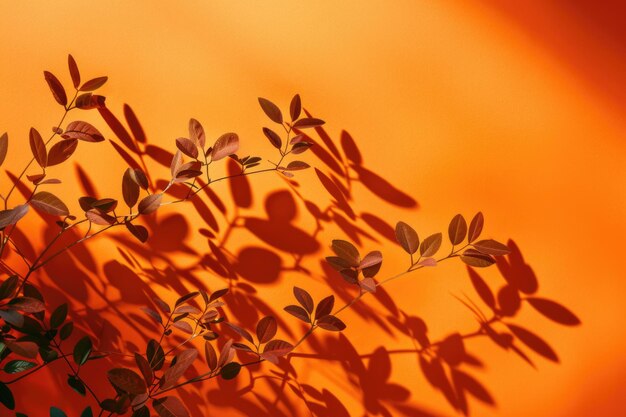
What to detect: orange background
<box><xmin>1</xmin><ymin>1</ymin><xmax>625</xmax><ymax>416</ymax></box>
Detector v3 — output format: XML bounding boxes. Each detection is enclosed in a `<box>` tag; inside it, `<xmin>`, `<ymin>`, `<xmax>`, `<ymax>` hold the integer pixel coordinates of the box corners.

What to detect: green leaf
<box><xmin>3</xmin><ymin>360</ymin><xmax>37</xmax><ymax>374</ymax></box>
<box><xmin>73</xmin><ymin>336</ymin><xmax>92</xmax><ymax>366</ymax></box>
<box><xmin>80</xmin><ymin>407</ymin><xmax>94</xmax><ymax>417</ymax></box>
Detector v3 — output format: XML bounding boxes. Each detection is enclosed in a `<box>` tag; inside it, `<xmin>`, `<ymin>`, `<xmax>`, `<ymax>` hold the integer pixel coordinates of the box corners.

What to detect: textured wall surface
<box><xmin>0</xmin><ymin>1</ymin><xmax>624</xmax><ymax>416</ymax></box>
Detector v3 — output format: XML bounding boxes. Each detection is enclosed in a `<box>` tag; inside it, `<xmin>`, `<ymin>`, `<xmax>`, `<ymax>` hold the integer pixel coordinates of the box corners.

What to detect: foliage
<box><xmin>0</xmin><ymin>56</ymin><xmax>579</xmax><ymax>417</ymax></box>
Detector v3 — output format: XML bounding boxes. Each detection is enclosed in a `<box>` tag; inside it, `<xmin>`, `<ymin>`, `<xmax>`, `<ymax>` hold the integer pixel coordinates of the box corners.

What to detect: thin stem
<box><xmin>4</xmin><ymin>90</ymin><xmax>79</xmax><ymax>209</ymax></box>
<box><xmin>51</xmin><ymin>338</ymin><xmax>101</xmax><ymax>404</ymax></box>
<box><xmin>157</xmin><ymin>245</ymin><xmax>473</xmax><ymax>396</ymax></box>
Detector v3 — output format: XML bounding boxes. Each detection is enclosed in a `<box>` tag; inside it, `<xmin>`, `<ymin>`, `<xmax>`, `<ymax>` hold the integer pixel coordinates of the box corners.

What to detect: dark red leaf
<box><xmin>211</xmin><ymin>133</ymin><xmax>239</xmax><ymax>161</ymax></box>
<box><xmin>130</xmin><ymin>168</ymin><xmax>149</xmax><ymax>190</ymax></box>
<box><xmin>261</xmin><ymin>340</ymin><xmax>294</xmax><ymax>364</ymax></box>
<box><xmin>189</xmin><ymin>118</ymin><xmax>206</xmax><ymax>149</ymax></box>
<box><xmin>289</xmin><ymin>94</ymin><xmax>301</xmax><ymax>121</ymax></box>
<box><xmin>460</xmin><ymin>249</ymin><xmax>495</xmax><ymax>268</ymax></box>
<box><xmin>91</xmin><ymin>198</ymin><xmax>117</xmax><ymax>213</ymax></box>
<box><xmin>325</xmin><ymin>256</ymin><xmax>352</xmax><ymax>271</ymax></box>
<box><xmin>30</xmin><ymin>192</ymin><xmax>69</xmax><ymax>216</ymax></box>
<box><xmin>293</xmin><ymin>287</ymin><xmax>314</xmax><ymax>314</ymax></box>
<box><xmin>8</xmin><ymin>296</ymin><xmax>45</xmax><ymax>313</ymax></box>
<box><xmin>473</xmin><ymin>239</ymin><xmax>511</xmax><ymax>256</ymax></box>
<box><xmin>162</xmin><ymin>349</ymin><xmax>198</xmax><ymax>389</ymax></box>
<box><xmin>262</xmin><ymin>127</ymin><xmax>282</xmax><ymax>149</ymax></box>
<box><xmin>7</xmin><ymin>341</ymin><xmax>38</xmax><ymax>359</ymax></box>
<box><xmin>315</xmin><ymin>295</ymin><xmax>334</xmax><ymax>320</ymax></box>
<box><xmin>80</xmin><ymin>76</ymin><xmax>108</xmax><ymax>91</ymax></box>
<box><xmin>468</xmin><ymin>212</ymin><xmax>484</xmax><ymax>243</ymax></box>
<box><xmin>205</xmin><ymin>341</ymin><xmax>217</xmax><ymax>371</ymax></box>
<box><xmin>0</xmin><ymin>132</ymin><xmax>8</xmax><ymax>167</ymax></box>
<box><xmin>256</xmin><ymin>316</ymin><xmax>277</xmax><ymax>344</ymax></box>
<box><xmin>134</xmin><ymin>353</ymin><xmax>153</xmax><ymax>385</ymax></box>
<box><xmin>331</xmin><ymin>240</ymin><xmax>360</xmax><ymax>267</ymax></box>
<box><xmin>359</xmin><ymin>251</ymin><xmax>383</xmax><ymax>277</ymax></box>
<box><xmin>68</xmin><ymin>54</ymin><xmax>80</xmax><ymax>88</ymax></box>
<box><xmin>29</xmin><ymin>127</ymin><xmax>47</xmax><ymax>168</ymax></box>
<box><xmin>122</xmin><ymin>168</ymin><xmax>140</xmax><ymax>208</ymax></box>
<box><xmin>107</xmin><ymin>368</ymin><xmax>146</xmax><ymax>395</ymax></box>
<box><xmin>285</xmin><ymin>161</ymin><xmax>309</xmax><ymax>171</ymax></box>
<box><xmin>420</xmin><ymin>233</ymin><xmax>442</xmax><ymax>257</ymax></box>
<box><xmin>293</xmin><ymin>118</ymin><xmax>325</xmax><ymax>129</ymax></box>
<box><xmin>359</xmin><ymin>277</ymin><xmax>376</xmax><ymax>293</ymax></box>
<box><xmin>138</xmin><ymin>194</ymin><xmax>162</xmax><ymax>215</ymax></box>
<box><xmin>43</xmin><ymin>71</ymin><xmax>67</xmax><ymax>106</ymax></box>
<box><xmin>62</xmin><ymin>121</ymin><xmax>104</xmax><ymax>142</ymax></box>
<box><xmin>395</xmin><ymin>221</ymin><xmax>419</xmax><ymax>254</ymax></box>
<box><xmin>85</xmin><ymin>209</ymin><xmax>115</xmax><ymax>225</ymax></box>
<box><xmin>284</xmin><ymin>305</ymin><xmax>310</xmax><ymax>323</ymax></box>
<box><xmin>47</xmin><ymin>139</ymin><xmax>78</xmax><ymax>166</ymax></box>
<box><xmin>224</xmin><ymin>322</ymin><xmax>254</xmax><ymax>344</ymax></box>
<box><xmin>125</xmin><ymin>221</ymin><xmax>148</xmax><ymax>243</ymax></box>
<box><xmin>0</xmin><ymin>205</ymin><xmax>29</xmax><ymax>229</ymax></box>
<box><xmin>316</xmin><ymin>315</ymin><xmax>346</xmax><ymax>331</ymax></box>
<box><xmin>448</xmin><ymin>214</ymin><xmax>467</xmax><ymax>245</ymax></box>
<box><xmin>152</xmin><ymin>396</ymin><xmax>190</xmax><ymax>417</ymax></box>
<box><xmin>291</xmin><ymin>141</ymin><xmax>312</xmax><ymax>154</ymax></box>
<box><xmin>258</xmin><ymin>97</ymin><xmax>283</xmax><ymax>124</ymax></box>
<box><xmin>176</xmin><ymin>137</ymin><xmax>198</xmax><ymax>159</ymax></box>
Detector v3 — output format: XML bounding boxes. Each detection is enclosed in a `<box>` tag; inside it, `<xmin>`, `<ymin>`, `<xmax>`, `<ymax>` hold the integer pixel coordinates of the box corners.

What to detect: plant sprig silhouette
<box><xmin>0</xmin><ymin>56</ymin><xmax>580</xmax><ymax>417</ymax></box>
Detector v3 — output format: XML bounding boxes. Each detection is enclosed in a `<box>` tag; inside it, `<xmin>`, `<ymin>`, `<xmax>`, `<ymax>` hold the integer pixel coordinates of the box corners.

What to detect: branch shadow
<box><xmin>2</xmin><ymin>103</ymin><xmax>579</xmax><ymax>417</ymax></box>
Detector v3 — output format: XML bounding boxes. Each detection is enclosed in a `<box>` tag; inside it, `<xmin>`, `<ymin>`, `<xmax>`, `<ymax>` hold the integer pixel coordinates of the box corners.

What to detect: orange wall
<box><xmin>1</xmin><ymin>1</ymin><xmax>625</xmax><ymax>416</ymax></box>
